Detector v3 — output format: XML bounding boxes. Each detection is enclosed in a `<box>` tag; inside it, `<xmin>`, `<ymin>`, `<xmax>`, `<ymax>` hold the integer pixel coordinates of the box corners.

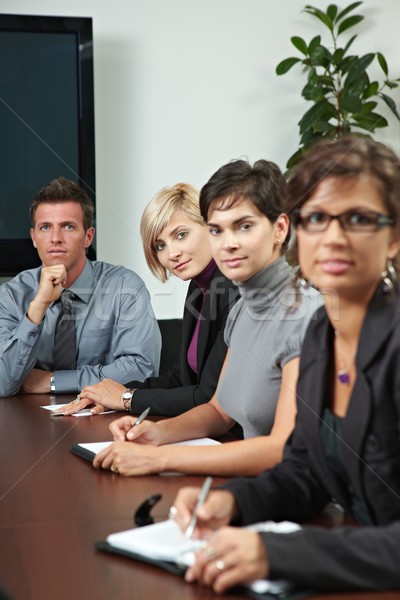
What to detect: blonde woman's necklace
<box><xmin>335</xmin><ymin>331</ymin><xmax>356</xmax><ymax>385</ymax></box>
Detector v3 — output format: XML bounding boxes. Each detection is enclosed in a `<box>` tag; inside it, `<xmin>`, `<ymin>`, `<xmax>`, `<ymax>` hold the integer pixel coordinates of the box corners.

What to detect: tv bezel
<box><xmin>0</xmin><ymin>13</ymin><xmax>96</xmax><ymax>276</ymax></box>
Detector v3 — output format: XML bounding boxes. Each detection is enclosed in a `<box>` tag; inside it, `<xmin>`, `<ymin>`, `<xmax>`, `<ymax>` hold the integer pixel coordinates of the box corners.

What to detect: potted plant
<box><xmin>276</xmin><ymin>1</ymin><xmax>400</xmax><ymax>170</ymax></box>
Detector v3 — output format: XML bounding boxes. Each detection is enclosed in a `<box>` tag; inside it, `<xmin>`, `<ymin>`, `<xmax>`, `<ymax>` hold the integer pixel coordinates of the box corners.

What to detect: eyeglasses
<box><xmin>292</xmin><ymin>209</ymin><xmax>396</xmax><ymax>233</ymax></box>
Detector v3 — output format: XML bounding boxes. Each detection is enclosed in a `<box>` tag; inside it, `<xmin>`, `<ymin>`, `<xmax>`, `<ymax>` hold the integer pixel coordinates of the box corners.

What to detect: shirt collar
<box><xmin>68</xmin><ymin>259</ymin><xmax>94</xmax><ymax>304</ymax></box>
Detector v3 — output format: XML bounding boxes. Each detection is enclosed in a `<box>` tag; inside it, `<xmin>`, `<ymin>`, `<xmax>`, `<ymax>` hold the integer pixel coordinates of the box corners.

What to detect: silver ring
<box><xmin>215</xmin><ymin>560</ymin><xmax>225</xmax><ymax>572</ymax></box>
<box><xmin>73</xmin><ymin>396</ymin><xmax>81</xmax><ymax>404</ymax></box>
<box><xmin>168</xmin><ymin>505</ymin><xmax>178</xmax><ymax>520</ymax></box>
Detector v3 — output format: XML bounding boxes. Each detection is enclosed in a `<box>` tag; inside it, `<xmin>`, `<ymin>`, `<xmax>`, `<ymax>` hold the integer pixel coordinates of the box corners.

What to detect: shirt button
<box><xmin>366</xmin><ymin>434</ymin><xmax>381</xmax><ymax>453</ymax></box>
<box><xmin>19</xmin><ymin>360</ymin><xmax>23</xmax><ymax>365</ymax></box>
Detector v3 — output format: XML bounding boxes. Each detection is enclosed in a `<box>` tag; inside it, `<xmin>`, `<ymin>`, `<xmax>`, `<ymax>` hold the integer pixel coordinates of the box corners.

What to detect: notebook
<box><xmin>96</xmin><ymin>518</ymin><xmax>308</xmax><ymax>599</ymax></box>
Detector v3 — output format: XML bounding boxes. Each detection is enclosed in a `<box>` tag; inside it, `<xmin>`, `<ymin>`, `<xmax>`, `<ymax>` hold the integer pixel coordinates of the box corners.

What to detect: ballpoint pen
<box><xmin>184</xmin><ymin>476</ymin><xmax>213</xmax><ymax>539</ymax></box>
<box><xmin>126</xmin><ymin>406</ymin><xmax>151</xmax><ymax>439</ymax></box>
<box><xmin>133</xmin><ymin>406</ymin><xmax>151</xmax><ymax>426</ymax></box>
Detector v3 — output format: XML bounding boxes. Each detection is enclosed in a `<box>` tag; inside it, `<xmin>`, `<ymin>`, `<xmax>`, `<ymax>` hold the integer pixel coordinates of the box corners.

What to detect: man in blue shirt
<box><xmin>0</xmin><ymin>177</ymin><xmax>161</xmax><ymax>397</ymax></box>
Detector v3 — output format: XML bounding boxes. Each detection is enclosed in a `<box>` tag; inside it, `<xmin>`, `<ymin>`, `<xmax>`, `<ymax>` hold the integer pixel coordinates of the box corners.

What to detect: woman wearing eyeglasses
<box><xmin>174</xmin><ymin>135</ymin><xmax>400</xmax><ymax>594</ymax></box>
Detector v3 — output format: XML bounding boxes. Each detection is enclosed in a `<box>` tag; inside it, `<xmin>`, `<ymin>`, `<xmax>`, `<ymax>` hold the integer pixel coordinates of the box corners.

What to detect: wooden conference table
<box><xmin>0</xmin><ymin>394</ymin><xmax>399</xmax><ymax>600</ymax></box>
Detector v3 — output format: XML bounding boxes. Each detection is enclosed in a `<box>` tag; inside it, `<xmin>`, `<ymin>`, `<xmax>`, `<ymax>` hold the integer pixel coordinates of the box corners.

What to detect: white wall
<box><xmin>2</xmin><ymin>0</ymin><xmax>400</xmax><ymax>316</ymax></box>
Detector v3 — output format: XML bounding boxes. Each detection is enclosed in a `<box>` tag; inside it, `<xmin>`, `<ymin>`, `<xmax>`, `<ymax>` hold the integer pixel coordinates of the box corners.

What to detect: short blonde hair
<box><xmin>140</xmin><ymin>183</ymin><xmax>203</xmax><ymax>282</ymax></box>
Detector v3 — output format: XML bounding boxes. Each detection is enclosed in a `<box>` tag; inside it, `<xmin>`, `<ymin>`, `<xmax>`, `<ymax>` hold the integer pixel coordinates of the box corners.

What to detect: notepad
<box><xmin>99</xmin><ymin>519</ymin><xmax>302</xmax><ymax>597</ymax></box>
<box><xmin>71</xmin><ymin>437</ymin><xmax>222</xmax><ymax>465</ymax></box>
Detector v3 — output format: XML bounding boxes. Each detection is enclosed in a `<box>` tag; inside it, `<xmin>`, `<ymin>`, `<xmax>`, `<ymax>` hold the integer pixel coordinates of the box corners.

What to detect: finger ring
<box><xmin>215</xmin><ymin>560</ymin><xmax>225</xmax><ymax>572</ymax></box>
<box><xmin>204</xmin><ymin>545</ymin><xmax>216</xmax><ymax>561</ymax></box>
<box><xmin>73</xmin><ymin>396</ymin><xmax>81</xmax><ymax>404</ymax></box>
<box><xmin>168</xmin><ymin>505</ymin><xmax>178</xmax><ymax>520</ymax></box>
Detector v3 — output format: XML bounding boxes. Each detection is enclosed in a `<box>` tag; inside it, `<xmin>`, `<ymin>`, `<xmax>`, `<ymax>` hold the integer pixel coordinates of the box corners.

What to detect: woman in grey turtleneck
<box><xmin>92</xmin><ymin>159</ymin><xmax>321</xmax><ymax>477</ymax></box>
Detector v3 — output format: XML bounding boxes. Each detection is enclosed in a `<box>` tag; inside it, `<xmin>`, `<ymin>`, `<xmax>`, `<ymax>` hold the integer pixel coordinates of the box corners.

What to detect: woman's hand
<box><xmin>109</xmin><ymin>417</ymin><xmax>165</xmax><ymax>444</ymax></box>
<box><xmin>172</xmin><ymin>488</ymin><xmax>237</xmax><ymax>538</ymax></box>
<box><xmin>81</xmin><ymin>379</ymin><xmax>126</xmax><ymax>413</ymax></box>
<box><xmin>92</xmin><ymin>440</ymin><xmax>165</xmax><ymax>476</ymax></box>
<box><xmin>54</xmin><ymin>378</ymin><xmax>125</xmax><ymax>415</ymax></box>
<box><xmin>185</xmin><ymin>527</ymin><xmax>269</xmax><ymax>593</ymax></box>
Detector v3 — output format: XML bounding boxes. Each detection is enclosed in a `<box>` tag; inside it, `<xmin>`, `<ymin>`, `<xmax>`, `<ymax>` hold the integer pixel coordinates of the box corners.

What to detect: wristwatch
<box><xmin>121</xmin><ymin>388</ymin><xmax>136</xmax><ymax>411</ymax></box>
<box><xmin>50</xmin><ymin>376</ymin><xmax>56</xmax><ymax>393</ymax></box>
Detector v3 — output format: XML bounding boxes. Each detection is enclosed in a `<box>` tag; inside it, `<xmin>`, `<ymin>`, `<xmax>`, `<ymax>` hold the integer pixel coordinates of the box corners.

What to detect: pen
<box><xmin>133</xmin><ymin>406</ymin><xmax>151</xmax><ymax>426</ymax></box>
<box><xmin>184</xmin><ymin>476</ymin><xmax>213</xmax><ymax>539</ymax></box>
<box><xmin>126</xmin><ymin>406</ymin><xmax>151</xmax><ymax>439</ymax></box>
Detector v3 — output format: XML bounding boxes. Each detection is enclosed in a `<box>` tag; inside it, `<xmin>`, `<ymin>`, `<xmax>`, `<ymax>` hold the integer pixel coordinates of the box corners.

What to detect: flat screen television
<box><xmin>0</xmin><ymin>13</ymin><xmax>95</xmax><ymax>276</ymax></box>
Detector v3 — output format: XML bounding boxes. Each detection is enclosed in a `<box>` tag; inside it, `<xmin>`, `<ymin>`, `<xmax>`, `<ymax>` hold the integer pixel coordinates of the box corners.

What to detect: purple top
<box><xmin>186</xmin><ymin>259</ymin><xmax>217</xmax><ymax>373</ymax></box>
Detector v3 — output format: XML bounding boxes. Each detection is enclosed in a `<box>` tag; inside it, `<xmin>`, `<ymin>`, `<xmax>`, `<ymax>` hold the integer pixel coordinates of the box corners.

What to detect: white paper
<box><xmin>107</xmin><ymin>519</ymin><xmax>203</xmax><ymax>564</ymax></box>
<box><xmin>41</xmin><ymin>404</ymin><xmax>116</xmax><ymax>417</ymax></box>
<box><xmin>106</xmin><ymin>519</ymin><xmax>299</xmax><ymax>595</ymax></box>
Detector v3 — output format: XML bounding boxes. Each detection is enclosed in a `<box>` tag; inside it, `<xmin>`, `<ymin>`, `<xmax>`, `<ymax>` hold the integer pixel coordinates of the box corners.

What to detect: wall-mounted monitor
<box><xmin>0</xmin><ymin>13</ymin><xmax>96</xmax><ymax>276</ymax></box>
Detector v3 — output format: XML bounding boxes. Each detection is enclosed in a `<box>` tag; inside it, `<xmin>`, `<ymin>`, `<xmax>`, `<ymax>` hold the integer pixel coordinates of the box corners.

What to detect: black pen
<box><xmin>185</xmin><ymin>476</ymin><xmax>213</xmax><ymax>539</ymax></box>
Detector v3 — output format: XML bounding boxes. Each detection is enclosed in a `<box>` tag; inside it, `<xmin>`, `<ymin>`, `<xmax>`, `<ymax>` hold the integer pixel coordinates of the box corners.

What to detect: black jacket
<box><xmin>127</xmin><ymin>268</ymin><xmax>239</xmax><ymax>416</ymax></box>
<box><xmin>225</xmin><ymin>285</ymin><xmax>400</xmax><ymax>592</ymax></box>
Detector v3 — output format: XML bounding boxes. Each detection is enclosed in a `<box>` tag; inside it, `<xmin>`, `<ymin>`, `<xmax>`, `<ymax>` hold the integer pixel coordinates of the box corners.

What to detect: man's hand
<box><xmin>21</xmin><ymin>369</ymin><xmax>54</xmax><ymax>394</ymax></box>
<box><xmin>27</xmin><ymin>264</ymin><xmax>67</xmax><ymax>324</ymax></box>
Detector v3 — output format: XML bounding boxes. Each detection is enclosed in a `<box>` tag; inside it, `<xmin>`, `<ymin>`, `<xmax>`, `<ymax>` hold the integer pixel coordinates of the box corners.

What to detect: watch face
<box><xmin>123</xmin><ymin>391</ymin><xmax>132</xmax><ymax>399</ymax></box>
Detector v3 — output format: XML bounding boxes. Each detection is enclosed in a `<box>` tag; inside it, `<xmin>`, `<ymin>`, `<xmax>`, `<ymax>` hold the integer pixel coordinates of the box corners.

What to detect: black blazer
<box><xmin>225</xmin><ymin>285</ymin><xmax>400</xmax><ymax>592</ymax></box>
<box><xmin>126</xmin><ymin>267</ymin><xmax>239</xmax><ymax>416</ymax></box>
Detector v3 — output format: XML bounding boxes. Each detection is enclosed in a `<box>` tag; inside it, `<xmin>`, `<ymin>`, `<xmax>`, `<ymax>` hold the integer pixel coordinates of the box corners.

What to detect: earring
<box><xmin>381</xmin><ymin>259</ymin><xmax>398</xmax><ymax>293</ymax></box>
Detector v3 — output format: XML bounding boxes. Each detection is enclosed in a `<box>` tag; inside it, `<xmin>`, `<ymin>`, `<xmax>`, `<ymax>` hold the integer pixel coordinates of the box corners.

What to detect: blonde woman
<box><xmin>61</xmin><ymin>183</ymin><xmax>238</xmax><ymax>416</ymax></box>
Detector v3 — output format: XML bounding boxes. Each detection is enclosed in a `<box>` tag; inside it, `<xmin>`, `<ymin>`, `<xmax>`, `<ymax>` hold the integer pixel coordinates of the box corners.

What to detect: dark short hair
<box><xmin>30</xmin><ymin>177</ymin><xmax>95</xmax><ymax>231</ymax></box>
<box><xmin>199</xmin><ymin>158</ymin><xmax>290</xmax><ymax>250</ymax></box>
<box><xmin>285</xmin><ymin>135</ymin><xmax>400</xmax><ymax>270</ymax></box>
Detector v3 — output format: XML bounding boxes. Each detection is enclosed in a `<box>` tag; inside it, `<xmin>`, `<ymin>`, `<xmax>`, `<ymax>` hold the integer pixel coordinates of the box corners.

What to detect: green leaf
<box><xmin>312</xmin><ymin>121</ymin><xmax>337</xmax><ymax>134</ymax></box>
<box><xmin>359</xmin><ymin>101</ymin><xmax>377</xmax><ymax>115</ymax></box>
<box><xmin>338</xmin><ymin>15</ymin><xmax>364</xmax><ymax>36</ymax></box>
<box><xmin>337</xmin><ymin>2</ymin><xmax>364</xmax><ymax>22</ymax></box>
<box><xmin>362</xmin><ymin>81</ymin><xmax>379</xmax><ymax>99</ymax></box>
<box><xmin>310</xmin><ymin>45</ymin><xmax>331</xmax><ymax>67</ymax></box>
<box><xmin>318</xmin><ymin>75</ymin><xmax>336</xmax><ymax>88</ymax></box>
<box><xmin>304</xmin><ymin>6</ymin><xmax>333</xmax><ymax>31</ymax></box>
<box><xmin>353</xmin><ymin>112</ymin><xmax>388</xmax><ymax>129</ymax></box>
<box><xmin>345</xmin><ymin>53</ymin><xmax>375</xmax><ymax>86</ymax></box>
<box><xmin>385</xmin><ymin>81</ymin><xmax>399</xmax><ymax>90</ymax></box>
<box><xmin>299</xmin><ymin>100</ymin><xmax>336</xmax><ymax>133</ymax></box>
<box><xmin>333</xmin><ymin>48</ymin><xmax>345</xmax><ymax>66</ymax></box>
<box><xmin>291</xmin><ymin>36</ymin><xmax>309</xmax><ymax>55</ymax></box>
<box><xmin>380</xmin><ymin>93</ymin><xmax>400</xmax><ymax>120</ymax></box>
<box><xmin>308</xmin><ymin>35</ymin><xmax>321</xmax><ymax>54</ymax></box>
<box><xmin>302</xmin><ymin>77</ymin><xmax>324</xmax><ymax>102</ymax></box>
<box><xmin>327</xmin><ymin>4</ymin><xmax>338</xmax><ymax>21</ymax></box>
<box><xmin>276</xmin><ymin>57</ymin><xmax>301</xmax><ymax>75</ymax></box>
<box><xmin>286</xmin><ymin>148</ymin><xmax>306</xmax><ymax>172</ymax></box>
<box><xmin>343</xmin><ymin>34</ymin><xmax>357</xmax><ymax>56</ymax></box>
<box><xmin>340</xmin><ymin>95</ymin><xmax>362</xmax><ymax>114</ymax></box>
<box><xmin>339</xmin><ymin>55</ymin><xmax>358</xmax><ymax>75</ymax></box>
<box><xmin>377</xmin><ymin>52</ymin><xmax>388</xmax><ymax>76</ymax></box>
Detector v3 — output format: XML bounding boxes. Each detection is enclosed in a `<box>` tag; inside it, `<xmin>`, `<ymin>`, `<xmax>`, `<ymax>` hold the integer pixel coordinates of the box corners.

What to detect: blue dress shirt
<box><xmin>0</xmin><ymin>259</ymin><xmax>161</xmax><ymax>396</ymax></box>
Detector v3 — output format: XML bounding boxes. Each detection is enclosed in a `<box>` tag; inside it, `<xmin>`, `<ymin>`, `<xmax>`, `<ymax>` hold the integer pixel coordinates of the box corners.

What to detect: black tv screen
<box><xmin>0</xmin><ymin>14</ymin><xmax>95</xmax><ymax>275</ymax></box>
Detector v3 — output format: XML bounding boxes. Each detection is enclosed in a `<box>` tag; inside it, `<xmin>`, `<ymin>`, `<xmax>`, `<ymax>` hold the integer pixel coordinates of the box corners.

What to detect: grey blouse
<box><xmin>217</xmin><ymin>256</ymin><xmax>321</xmax><ymax>438</ymax></box>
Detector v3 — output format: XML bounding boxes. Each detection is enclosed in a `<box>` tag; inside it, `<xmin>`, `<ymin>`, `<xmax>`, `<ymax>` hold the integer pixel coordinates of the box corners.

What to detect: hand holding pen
<box><xmin>108</xmin><ymin>407</ymin><xmax>165</xmax><ymax>445</ymax></box>
<box><xmin>169</xmin><ymin>482</ymin><xmax>237</xmax><ymax>539</ymax></box>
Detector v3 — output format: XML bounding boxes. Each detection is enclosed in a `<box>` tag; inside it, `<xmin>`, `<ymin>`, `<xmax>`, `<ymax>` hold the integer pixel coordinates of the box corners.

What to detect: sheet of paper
<box><xmin>41</xmin><ymin>404</ymin><xmax>116</xmax><ymax>417</ymax></box>
<box><xmin>107</xmin><ymin>519</ymin><xmax>203</xmax><ymax>564</ymax></box>
<box><xmin>106</xmin><ymin>519</ymin><xmax>299</xmax><ymax>595</ymax></box>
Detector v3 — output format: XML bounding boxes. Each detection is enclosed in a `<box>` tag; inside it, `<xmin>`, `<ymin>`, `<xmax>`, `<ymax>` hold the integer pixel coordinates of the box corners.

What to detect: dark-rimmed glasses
<box><xmin>292</xmin><ymin>209</ymin><xmax>396</xmax><ymax>233</ymax></box>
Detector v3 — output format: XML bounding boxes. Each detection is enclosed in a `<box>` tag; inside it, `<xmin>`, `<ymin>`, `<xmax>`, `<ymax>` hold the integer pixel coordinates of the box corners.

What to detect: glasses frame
<box><xmin>292</xmin><ymin>209</ymin><xmax>396</xmax><ymax>233</ymax></box>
